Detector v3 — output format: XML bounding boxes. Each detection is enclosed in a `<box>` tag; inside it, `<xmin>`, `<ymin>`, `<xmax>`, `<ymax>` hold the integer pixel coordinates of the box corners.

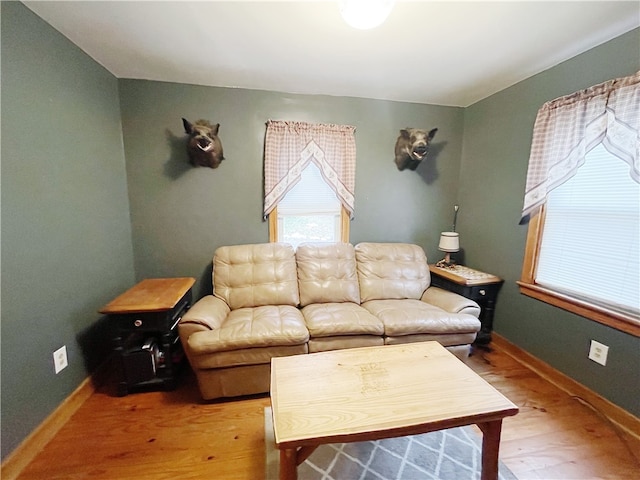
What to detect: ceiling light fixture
<box><xmin>339</xmin><ymin>0</ymin><xmax>395</xmax><ymax>30</ymax></box>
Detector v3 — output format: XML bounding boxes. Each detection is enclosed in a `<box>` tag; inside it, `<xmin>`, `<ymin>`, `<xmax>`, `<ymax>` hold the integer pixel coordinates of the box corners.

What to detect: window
<box><xmin>520</xmin><ymin>144</ymin><xmax>639</xmax><ymax>333</ymax></box>
<box><xmin>264</xmin><ymin>120</ymin><xmax>356</xmax><ymax>249</ymax></box>
<box><xmin>269</xmin><ymin>162</ymin><xmax>349</xmax><ymax>248</ymax></box>
<box><xmin>519</xmin><ymin>73</ymin><xmax>639</xmax><ymax>337</ymax></box>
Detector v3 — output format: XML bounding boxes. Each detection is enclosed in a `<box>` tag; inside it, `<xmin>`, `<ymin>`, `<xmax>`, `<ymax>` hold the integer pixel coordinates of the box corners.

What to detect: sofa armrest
<box><xmin>178</xmin><ymin>295</ymin><xmax>230</xmax><ymax>339</ymax></box>
<box><xmin>421</xmin><ymin>286</ymin><xmax>481</xmax><ymax>317</ymax></box>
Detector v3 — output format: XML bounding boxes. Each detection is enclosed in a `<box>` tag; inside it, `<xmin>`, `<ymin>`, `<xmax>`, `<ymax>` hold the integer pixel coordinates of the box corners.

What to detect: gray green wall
<box><xmin>1</xmin><ymin>2</ymin><xmax>135</xmax><ymax>459</ymax></box>
<box><xmin>459</xmin><ymin>28</ymin><xmax>640</xmax><ymax>416</ymax></box>
<box><xmin>118</xmin><ymin>80</ymin><xmax>463</xmax><ymax>298</ymax></box>
<box><xmin>2</xmin><ymin>0</ymin><xmax>638</xmax><ymax>462</ymax></box>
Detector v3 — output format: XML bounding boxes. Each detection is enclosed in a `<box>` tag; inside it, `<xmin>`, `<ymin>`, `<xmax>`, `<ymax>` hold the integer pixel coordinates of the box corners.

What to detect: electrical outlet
<box><xmin>588</xmin><ymin>340</ymin><xmax>609</xmax><ymax>366</ymax></box>
<box><xmin>53</xmin><ymin>346</ymin><xmax>68</xmax><ymax>374</ymax></box>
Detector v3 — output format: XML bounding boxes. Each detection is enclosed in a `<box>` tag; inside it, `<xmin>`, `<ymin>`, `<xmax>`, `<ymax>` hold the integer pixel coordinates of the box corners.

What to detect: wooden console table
<box><xmin>429</xmin><ymin>265</ymin><xmax>503</xmax><ymax>347</ymax></box>
<box><xmin>100</xmin><ymin>277</ymin><xmax>195</xmax><ymax>396</ymax></box>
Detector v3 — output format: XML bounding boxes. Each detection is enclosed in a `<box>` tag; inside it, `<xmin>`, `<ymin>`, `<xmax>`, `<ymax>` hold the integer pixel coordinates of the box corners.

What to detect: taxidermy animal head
<box><xmin>182</xmin><ymin>118</ymin><xmax>224</xmax><ymax>168</ymax></box>
<box><xmin>394</xmin><ymin>128</ymin><xmax>438</xmax><ymax>171</ymax></box>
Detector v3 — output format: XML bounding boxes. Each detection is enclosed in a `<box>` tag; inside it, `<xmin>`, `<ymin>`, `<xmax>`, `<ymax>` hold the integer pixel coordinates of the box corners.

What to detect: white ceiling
<box><xmin>24</xmin><ymin>1</ymin><xmax>640</xmax><ymax>107</ymax></box>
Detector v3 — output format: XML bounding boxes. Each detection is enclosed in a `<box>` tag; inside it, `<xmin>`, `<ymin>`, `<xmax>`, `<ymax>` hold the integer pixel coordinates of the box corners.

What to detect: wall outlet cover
<box><xmin>588</xmin><ymin>340</ymin><xmax>609</xmax><ymax>366</ymax></box>
<box><xmin>54</xmin><ymin>345</ymin><xmax>68</xmax><ymax>374</ymax></box>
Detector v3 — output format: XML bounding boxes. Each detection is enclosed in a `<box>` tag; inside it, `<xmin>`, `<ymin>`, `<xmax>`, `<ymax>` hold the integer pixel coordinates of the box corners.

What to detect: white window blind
<box><xmin>536</xmin><ymin>143</ymin><xmax>640</xmax><ymax>316</ymax></box>
<box><xmin>278</xmin><ymin>162</ymin><xmax>341</xmax><ymax>248</ymax></box>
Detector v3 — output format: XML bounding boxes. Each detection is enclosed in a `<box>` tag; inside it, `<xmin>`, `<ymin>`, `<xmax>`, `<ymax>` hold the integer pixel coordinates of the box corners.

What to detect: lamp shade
<box><xmin>340</xmin><ymin>0</ymin><xmax>395</xmax><ymax>30</ymax></box>
<box><xmin>438</xmin><ymin>232</ymin><xmax>460</xmax><ymax>252</ymax></box>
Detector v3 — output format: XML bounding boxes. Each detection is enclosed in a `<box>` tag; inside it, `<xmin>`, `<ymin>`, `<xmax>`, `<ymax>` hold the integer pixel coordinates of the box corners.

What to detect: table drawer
<box><xmin>433</xmin><ymin>279</ymin><xmax>493</xmax><ymax>299</ymax></box>
<box><xmin>114</xmin><ymin>293</ymin><xmax>190</xmax><ymax>332</ymax></box>
<box><xmin>466</xmin><ymin>285</ymin><xmax>493</xmax><ymax>300</ymax></box>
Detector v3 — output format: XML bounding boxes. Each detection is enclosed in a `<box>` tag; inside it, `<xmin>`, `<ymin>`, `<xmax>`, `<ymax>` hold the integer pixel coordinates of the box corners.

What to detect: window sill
<box><xmin>517</xmin><ymin>281</ymin><xmax>640</xmax><ymax>337</ymax></box>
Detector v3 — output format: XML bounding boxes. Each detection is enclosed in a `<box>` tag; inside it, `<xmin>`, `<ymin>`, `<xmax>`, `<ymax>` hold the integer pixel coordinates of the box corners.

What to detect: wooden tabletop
<box><xmin>99</xmin><ymin>277</ymin><xmax>196</xmax><ymax>314</ymax></box>
<box><xmin>429</xmin><ymin>264</ymin><xmax>503</xmax><ymax>286</ymax></box>
<box><xmin>270</xmin><ymin>342</ymin><xmax>518</xmax><ymax>449</ymax></box>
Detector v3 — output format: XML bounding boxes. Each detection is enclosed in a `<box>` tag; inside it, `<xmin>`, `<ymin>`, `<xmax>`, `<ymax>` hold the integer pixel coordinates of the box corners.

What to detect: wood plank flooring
<box><xmin>15</xmin><ymin>342</ymin><xmax>640</xmax><ymax>480</ymax></box>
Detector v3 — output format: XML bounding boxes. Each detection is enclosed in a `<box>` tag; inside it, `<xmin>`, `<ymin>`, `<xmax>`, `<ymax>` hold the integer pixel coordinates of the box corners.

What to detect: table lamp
<box><xmin>436</xmin><ymin>232</ymin><xmax>459</xmax><ymax>268</ymax></box>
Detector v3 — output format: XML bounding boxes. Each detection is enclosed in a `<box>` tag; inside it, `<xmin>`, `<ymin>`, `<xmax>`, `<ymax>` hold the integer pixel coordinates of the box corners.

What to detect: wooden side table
<box><xmin>99</xmin><ymin>277</ymin><xmax>195</xmax><ymax>396</ymax></box>
<box><xmin>429</xmin><ymin>265</ymin><xmax>503</xmax><ymax>348</ymax></box>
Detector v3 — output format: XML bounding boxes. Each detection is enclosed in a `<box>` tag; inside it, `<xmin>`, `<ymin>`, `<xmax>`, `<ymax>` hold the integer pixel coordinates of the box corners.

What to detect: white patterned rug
<box><xmin>265</xmin><ymin>408</ymin><xmax>517</xmax><ymax>480</ymax></box>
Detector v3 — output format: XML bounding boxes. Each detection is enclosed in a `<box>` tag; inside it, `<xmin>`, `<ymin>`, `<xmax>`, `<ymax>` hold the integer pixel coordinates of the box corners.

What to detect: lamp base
<box><xmin>435</xmin><ymin>252</ymin><xmax>457</xmax><ymax>269</ymax></box>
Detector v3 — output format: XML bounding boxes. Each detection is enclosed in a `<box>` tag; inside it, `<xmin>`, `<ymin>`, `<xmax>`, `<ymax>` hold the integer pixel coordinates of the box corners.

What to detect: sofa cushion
<box><xmin>355</xmin><ymin>243</ymin><xmax>430</xmax><ymax>302</ymax></box>
<box><xmin>361</xmin><ymin>299</ymin><xmax>481</xmax><ymax>336</ymax></box>
<box><xmin>213</xmin><ymin>243</ymin><xmax>300</xmax><ymax>309</ymax></box>
<box><xmin>296</xmin><ymin>243</ymin><xmax>361</xmax><ymax>306</ymax></box>
<box><xmin>188</xmin><ymin>344</ymin><xmax>308</xmax><ymax>370</ymax></box>
<box><xmin>384</xmin><ymin>333</ymin><xmax>479</xmax><ymax>347</ymax></box>
<box><xmin>301</xmin><ymin>302</ymin><xmax>384</xmax><ymax>337</ymax></box>
<box><xmin>187</xmin><ymin>305</ymin><xmax>308</xmax><ymax>355</ymax></box>
<box><xmin>309</xmin><ymin>336</ymin><xmax>384</xmax><ymax>353</ymax></box>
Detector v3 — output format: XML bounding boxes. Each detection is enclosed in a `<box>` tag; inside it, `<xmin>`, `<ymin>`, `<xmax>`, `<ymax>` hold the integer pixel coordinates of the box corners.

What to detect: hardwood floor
<box><xmin>14</xmin><ymin>341</ymin><xmax>640</xmax><ymax>480</ymax></box>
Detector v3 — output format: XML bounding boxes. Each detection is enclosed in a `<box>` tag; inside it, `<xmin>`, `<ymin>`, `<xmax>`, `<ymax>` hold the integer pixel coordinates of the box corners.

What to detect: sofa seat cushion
<box><xmin>309</xmin><ymin>336</ymin><xmax>384</xmax><ymax>353</ymax></box>
<box><xmin>189</xmin><ymin>344</ymin><xmax>308</xmax><ymax>370</ymax></box>
<box><xmin>301</xmin><ymin>302</ymin><xmax>384</xmax><ymax>337</ymax></box>
<box><xmin>385</xmin><ymin>333</ymin><xmax>479</xmax><ymax>347</ymax></box>
<box><xmin>361</xmin><ymin>299</ymin><xmax>481</xmax><ymax>336</ymax></box>
<box><xmin>187</xmin><ymin>305</ymin><xmax>308</xmax><ymax>356</ymax></box>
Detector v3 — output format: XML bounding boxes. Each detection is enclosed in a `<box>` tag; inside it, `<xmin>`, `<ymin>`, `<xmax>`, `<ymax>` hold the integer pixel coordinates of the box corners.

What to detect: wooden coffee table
<box><xmin>270</xmin><ymin>342</ymin><xmax>518</xmax><ymax>480</ymax></box>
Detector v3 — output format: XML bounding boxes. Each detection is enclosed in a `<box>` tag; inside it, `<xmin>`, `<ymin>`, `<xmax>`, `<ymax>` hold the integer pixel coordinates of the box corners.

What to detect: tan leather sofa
<box><xmin>179</xmin><ymin>242</ymin><xmax>481</xmax><ymax>400</ymax></box>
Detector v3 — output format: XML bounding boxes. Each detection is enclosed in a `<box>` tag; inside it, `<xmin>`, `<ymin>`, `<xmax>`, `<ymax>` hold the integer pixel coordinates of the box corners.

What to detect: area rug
<box><xmin>265</xmin><ymin>408</ymin><xmax>517</xmax><ymax>480</ymax></box>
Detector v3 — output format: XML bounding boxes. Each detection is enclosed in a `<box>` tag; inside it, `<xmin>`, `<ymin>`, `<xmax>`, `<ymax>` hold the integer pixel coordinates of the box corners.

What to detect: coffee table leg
<box><xmin>279</xmin><ymin>445</ymin><xmax>319</xmax><ymax>480</ymax></box>
<box><xmin>478</xmin><ymin>419</ymin><xmax>503</xmax><ymax>480</ymax></box>
<box><xmin>280</xmin><ymin>448</ymin><xmax>297</xmax><ymax>480</ymax></box>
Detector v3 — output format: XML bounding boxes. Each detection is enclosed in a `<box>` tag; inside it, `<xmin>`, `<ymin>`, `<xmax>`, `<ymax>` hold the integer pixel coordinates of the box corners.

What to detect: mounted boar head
<box><xmin>182</xmin><ymin>118</ymin><xmax>224</xmax><ymax>168</ymax></box>
<box><xmin>394</xmin><ymin>128</ymin><xmax>438</xmax><ymax>171</ymax></box>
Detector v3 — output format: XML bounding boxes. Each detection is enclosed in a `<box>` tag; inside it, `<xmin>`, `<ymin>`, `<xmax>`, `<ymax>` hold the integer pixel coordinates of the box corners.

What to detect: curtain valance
<box><xmin>521</xmin><ymin>71</ymin><xmax>640</xmax><ymax>223</ymax></box>
<box><xmin>264</xmin><ymin>120</ymin><xmax>357</xmax><ymax>219</ymax></box>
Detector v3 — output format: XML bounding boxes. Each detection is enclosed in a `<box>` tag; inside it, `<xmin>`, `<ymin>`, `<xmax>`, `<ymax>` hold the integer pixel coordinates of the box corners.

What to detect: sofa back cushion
<box><xmin>295</xmin><ymin>243</ymin><xmax>360</xmax><ymax>307</ymax></box>
<box><xmin>355</xmin><ymin>243</ymin><xmax>430</xmax><ymax>302</ymax></box>
<box><xmin>213</xmin><ymin>243</ymin><xmax>300</xmax><ymax>309</ymax></box>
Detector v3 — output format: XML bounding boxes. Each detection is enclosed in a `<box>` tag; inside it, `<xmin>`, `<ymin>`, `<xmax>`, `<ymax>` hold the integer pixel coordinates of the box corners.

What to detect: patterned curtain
<box><xmin>264</xmin><ymin>120</ymin><xmax>357</xmax><ymax>219</ymax></box>
<box><xmin>520</xmin><ymin>71</ymin><xmax>640</xmax><ymax>223</ymax></box>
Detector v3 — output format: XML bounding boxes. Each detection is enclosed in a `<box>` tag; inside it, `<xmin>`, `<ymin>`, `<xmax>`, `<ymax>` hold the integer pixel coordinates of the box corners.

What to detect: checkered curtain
<box><xmin>520</xmin><ymin>71</ymin><xmax>640</xmax><ymax>223</ymax></box>
<box><xmin>264</xmin><ymin>120</ymin><xmax>357</xmax><ymax>219</ymax></box>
